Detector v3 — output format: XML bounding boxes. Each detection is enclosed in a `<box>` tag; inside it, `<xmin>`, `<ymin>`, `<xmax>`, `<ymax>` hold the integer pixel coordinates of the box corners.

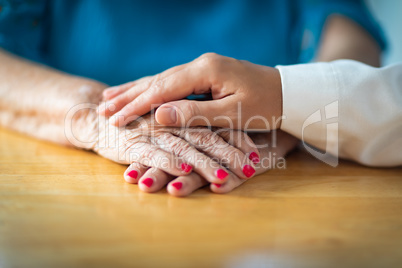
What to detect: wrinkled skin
<box><xmin>93</xmin><ymin>113</ymin><xmax>298</xmax><ymax>197</ymax></box>
<box><xmin>94</xmin><ymin>113</ymin><xmax>257</xmax><ymax>183</ymax></box>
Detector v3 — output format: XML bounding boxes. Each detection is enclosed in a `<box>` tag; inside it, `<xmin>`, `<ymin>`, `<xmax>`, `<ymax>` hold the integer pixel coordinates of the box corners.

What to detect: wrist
<box><xmin>271</xmin><ymin>67</ymin><xmax>283</xmax><ymax>129</ymax></box>
<box><xmin>64</xmin><ymin>80</ymin><xmax>106</xmax><ymax>150</ymax></box>
<box><xmin>260</xmin><ymin>66</ymin><xmax>283</xmax><ymax>130</ymax></box>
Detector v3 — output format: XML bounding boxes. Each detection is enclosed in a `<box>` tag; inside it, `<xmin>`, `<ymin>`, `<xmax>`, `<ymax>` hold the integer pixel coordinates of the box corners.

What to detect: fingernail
<box><xmin>171</xmin><ymin>182</ymin><xmax>183</xmax><ymax>190</ymax></box>
<box><xmin>142</xmin><ymin>178</ymin><xmax>153</xmax><ymax>187</ymax></box>
<box><xmin>242</xmin><ymin>165</ymin><xmax>255</xmax><ymax>178</ymax></box>
<box><xmin>213</xmin><ymin>183</ymin><xmax>222</xmax><ymax>188</ymax></box>
<box><xmin>181</xmin><ymin>163</ymin><xmax>192</xmax><ymax>173</ymax></box>
<box><xmin>249</xmin><ymin>152</ymin><xmax>260</xmax><ymax>164</ymax></box>
<box><xmin>158</xmin><ymin>106</ymin><xmax>177</xmax><ymax>125</ymax></box>
<box><xmin>216</xmin><ymin>169</ymin><xmax>228</xmax><ymax>180</ymax></box>
<box><xmin>127</xmin><ymin>170</ymin><xmax>138</xmax><ymax>179</ymax></box>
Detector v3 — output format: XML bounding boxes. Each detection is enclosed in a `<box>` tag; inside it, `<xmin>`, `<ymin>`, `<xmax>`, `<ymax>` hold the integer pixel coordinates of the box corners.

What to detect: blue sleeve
<box><xmin>297</xmin><ymin>0</ymin><xmax>387</xmax><ymax>63</ymax></box>
<box><xmin>0</xmin><ymin>0</ymin><xmax>47</xmax><ymax>62</ymax></box>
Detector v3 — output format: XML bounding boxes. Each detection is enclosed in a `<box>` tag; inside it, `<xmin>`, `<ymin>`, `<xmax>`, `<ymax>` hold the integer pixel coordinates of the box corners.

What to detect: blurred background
<box><xmin>366</xmin><ymin>0</ymin><xmax>402</xmax><ymax>64</ymax></box>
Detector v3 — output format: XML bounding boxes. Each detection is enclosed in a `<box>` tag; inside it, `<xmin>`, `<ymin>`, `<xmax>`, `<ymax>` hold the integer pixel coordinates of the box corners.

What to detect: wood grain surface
<box><xmin>1</xmin><ymin>128</ymin><xmax>401</xmax><ymax>268</ymax></box>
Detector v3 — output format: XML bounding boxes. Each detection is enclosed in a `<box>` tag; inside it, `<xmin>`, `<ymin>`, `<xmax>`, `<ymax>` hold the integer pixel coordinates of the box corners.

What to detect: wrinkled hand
<box><xmin>92</xmin><ymin>113</ymin><xmax>260</xmax><ymax>187</ymax></box>
<box><xmin>123</xmin><ymin>130</ymin><xmax>299</xmax><ymax>197</ymax></box>
<box><xmin>98</xmin><ymin>53</ymin><xmax>283</xmax><ymax>130</ymax></box>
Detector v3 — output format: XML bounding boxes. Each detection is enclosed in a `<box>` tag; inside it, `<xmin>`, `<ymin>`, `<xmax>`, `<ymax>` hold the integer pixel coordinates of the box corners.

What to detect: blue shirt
<box><xmin>0</xmin><ymin>0</ymin><xmax>385</xmax><ymax>86</ymax></box>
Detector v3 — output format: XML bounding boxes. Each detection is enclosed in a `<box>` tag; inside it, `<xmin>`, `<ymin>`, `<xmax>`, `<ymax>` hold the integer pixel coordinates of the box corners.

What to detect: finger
<box><xmin>210</xmin><ymin>170</ymin><xmax>247</xmax><ymax>194</ymax></box>
<box><xmin>125</xmin><ymin>142</ymin><xmax>193</xmax><ymax>177</ymax></box>
<box><xmin>154</xmin><ymin>133</ymin><xmax>232</xmax><ymax>184</ymax></box>
<box><xmin>123</xmin><ymin>162</ymin><xmax>149</xmax><ymax>184</ymax></box>
<box><xmin>102</xmin><ymin>76</ymin><xmax>153</xmax><ymax>100</ymax></box>
<box><xmin>175</xmin><ymin>128</ymin><xmax>257</xmax><ymax>180</ymax></box>
<box><xmin>102</xmin><ymin>81</ymin><xmax>136</xmax><ymax>100</ymax></box>
<box><xmin>154</xmin><ymin>97</ymin><xmax>237</xmax><ymax>128</ymax></box>
<box><xmin>113</xmin><ymin>64</ymin><xmax>187</xmax><ymax>104</ymax></box>
<box><xmin>99</xmin><ymin>79</ymin><xmax>154</xmax><ymax>118</ymax></box>
<box><xmin>211</xmin><ymin>132</ymin><xmax>297</xmax><ymax>194</ymax></box>
<box><xmin>138</xmin><ymin>167</ymin><xmax>174</xmax><ymax>193</ymax></box>
<box><xmin>217</xmin><ymin>129</ymin><xmax>260</xmax><ymax>164</ymax></box>
<box><xmin>167</xmin><ymin>172</ymin><xmax>209</xmax><ymax>197</ymax></box>
<box><xmin>103</xmin><ymin>64</ymin><xmax>190</xmax><ymax>122</ymax></box>
<box><xmin>110</xmin><ymin>62</ymin><xmax>214</xmax><ymax>127</ymax></box>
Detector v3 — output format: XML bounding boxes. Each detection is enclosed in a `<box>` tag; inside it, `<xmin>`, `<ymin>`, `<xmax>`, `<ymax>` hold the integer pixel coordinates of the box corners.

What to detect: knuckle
<box><xmin>219</xmin><ymin>149</ymin><xmax>239</xmax><ymax>166</ymax></box>
<box><xmin>152</xmin><ymin>132</ymin><xmax>170</xmax><ymax>146</ymax></box>
<box><xmin>223</xmin><ymin>149</ymin><xmax>238</xmax><ymax>161</ymax></box>
<box><xmin>198</xmin><ymin>52</ymin><xmax>222</xmax><ymax>69</ymax></box>
<box><xmin>200</xmin><ymin>52</ymin><xmax>219</xmax><ymax>60</ymax></box>
<box><xmin>152</xmin><ymin>74</ymin><xmax>165</xmax><ymax>91</ymax></box>
<box><xmin>140</xmin><ymin>147</ymin><xmax>157</xmax><ymax>161</ymax></box>
<box><xmin>173</xmin><ymin>142</ymin><xmax>193</xmax><ymax>158</ymax></box>
<box><xmin>217</xmin><ymin>129</ymin><xmax>233</xmax><ymax>142</ymax></box>
<box><xmin>157</xmin><ymin>134</ymin><xmax>193</xmax><ymax>157</ymax></box>
<box><xmin>123</xmin><ymin>131</ymin><xmax>146</xmax><ymax>146</ymax></box>
<box><xmin>165</xmin><ymin>127</ymin><xmax>181</xmax><ymax>137</ymax></box>
<box><xmin>178</xmin><ymin>101</ymin><xmax>199</xmax><ymax>122</ymax></box>
<box><xmin>221</xmin><ymin>129</ymin><xmax>252</xmax><ymax>148</ymax></box>
<box><xmin>192</xmin><ymin>130</ymin><xmax>220</xmax><ymax>148</ymax></box>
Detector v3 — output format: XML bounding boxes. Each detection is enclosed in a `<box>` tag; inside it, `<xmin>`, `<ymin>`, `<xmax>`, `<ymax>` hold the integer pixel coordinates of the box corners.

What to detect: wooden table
<box><xmin>0</xmin><ymin>128</ymin><xmax>401</xmax><ymax>268</ymax></box>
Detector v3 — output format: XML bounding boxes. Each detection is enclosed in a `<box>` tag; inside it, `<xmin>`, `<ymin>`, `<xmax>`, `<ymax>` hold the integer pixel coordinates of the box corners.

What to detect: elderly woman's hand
<box><xmin>83</xmin><ymin>112</ymin><xmax>260</xmax><ymax>186</ymax></box>
<box><xmin>122</xmin><ymin>130</ymin><xmax>299</xmax><ymax>197</ymax></box>
<box><xmin>99</xmin><ymin>53</ymin><xmax>283</xmax><ymax>130</ymax></box>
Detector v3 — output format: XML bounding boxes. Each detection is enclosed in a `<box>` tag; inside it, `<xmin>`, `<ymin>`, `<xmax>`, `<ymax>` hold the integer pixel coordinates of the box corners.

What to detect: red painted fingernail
<box><xmin>142</xmin><ymin>178</ymin><xmax>153</xmax><ymax>187</ymax></box>
<box><xmin>242</xmin><ymin>165</ymin><xmax>255</xmax><ymax>178</ymax></box>
<box><xmin>249</xmin><ymin>152</ymin><xmax>260</xmax><ymax>164</ymax></box>
<box><xmin>213</xmin><ymin>183</ymin><xmax>222</xmax><ymax>188</ymax></box>
<box><xmin>171</xmin><ymin>182</ymin><xmax>183</xmax><ymax>190</ymax></box>
<box><xmin>216</xmin><ymin>169</ymin><xmax>228</xmax><ymax>180</ymax></box>
<box><xmin>181</xmin><ymin>163</ymin><xmax>193</xmax><ymax>173</ymax></box>
<box><xmin>127</xmin><ymin>170</ymin><xmax>138</xmax><ymax>179</ymax></box>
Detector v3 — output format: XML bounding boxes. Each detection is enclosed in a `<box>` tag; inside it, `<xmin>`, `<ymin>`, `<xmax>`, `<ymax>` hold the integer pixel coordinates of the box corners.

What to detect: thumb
<box><xmin>155</xmin><ymin>99</ymin><xmax>233</xmax><ymax>128</ymax></box>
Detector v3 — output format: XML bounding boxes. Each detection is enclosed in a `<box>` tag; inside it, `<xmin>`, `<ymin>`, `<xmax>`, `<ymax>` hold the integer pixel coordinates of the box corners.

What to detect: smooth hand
<box><xmin>98</xmin><ymin>53</ymin><xmax>283</xmax><ymax>130</ymax></box>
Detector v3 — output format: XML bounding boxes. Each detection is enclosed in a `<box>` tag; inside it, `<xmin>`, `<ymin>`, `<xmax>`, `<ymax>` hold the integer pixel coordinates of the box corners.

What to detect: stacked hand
<box><xmin>96</xmin><ymin>53</ymin><xmax>298</xmax><ymax>196</ymax></box>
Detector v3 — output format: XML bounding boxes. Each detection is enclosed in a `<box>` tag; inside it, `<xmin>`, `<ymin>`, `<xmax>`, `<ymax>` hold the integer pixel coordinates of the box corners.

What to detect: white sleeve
<box><xmin>276</xmin><ymin>60</ymin><xmax>402</xmax><ymax>167</ymax></box>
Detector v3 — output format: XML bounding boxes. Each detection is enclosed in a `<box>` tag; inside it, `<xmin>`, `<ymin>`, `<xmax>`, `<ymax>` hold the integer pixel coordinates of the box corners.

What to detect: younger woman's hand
<box><xmin>98</xmin><ymin>53</ymin><xmax>283</xmax><ymax>130</ymax></box>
